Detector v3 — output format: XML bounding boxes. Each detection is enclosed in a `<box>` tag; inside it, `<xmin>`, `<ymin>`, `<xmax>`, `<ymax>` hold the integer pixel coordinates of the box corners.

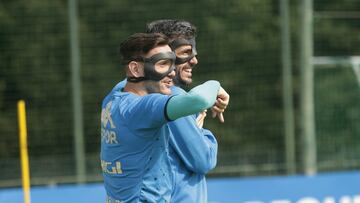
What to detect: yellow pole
<box><xmin>17</xmin><ymin>100</ymin><xmax>31</xmax><ymax>203</ymax></box>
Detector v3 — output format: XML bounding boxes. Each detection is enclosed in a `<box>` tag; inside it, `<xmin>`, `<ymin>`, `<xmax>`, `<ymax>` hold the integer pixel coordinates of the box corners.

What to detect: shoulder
<box><xmin>111</xmin><ymin>79</ymin><xmax>127</xmax><ymax>92</ymax></box>
<box><xmin>113</xmin><ymin>92</ymin><xmax>170</xmax><ymax>113</ymax></box>
<box><xmin>102</xmin><ymin>80</ymin><xmax>127</xmax><ymax>106</ymax></box>
<box><xmin>113</xmin><ymin>91</ymin><xmax>139</xmax><ymax>108</ymax></box>
<box><xmin>139</xmin><ymin>93</ymin><xmax>171</xmax><ymax>109</ymax></box>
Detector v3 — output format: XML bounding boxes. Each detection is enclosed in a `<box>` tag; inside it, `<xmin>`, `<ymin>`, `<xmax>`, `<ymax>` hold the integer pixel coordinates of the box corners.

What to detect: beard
<box><xmin>174</xmin><ymin>63</ymin><xmax>194</xmax><ymax>87</ymax></box>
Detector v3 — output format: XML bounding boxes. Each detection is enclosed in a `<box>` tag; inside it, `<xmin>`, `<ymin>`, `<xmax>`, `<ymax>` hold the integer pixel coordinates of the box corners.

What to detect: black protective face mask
<box><xmin>169</xmin><ymin>38</ymin><xmax>197</xmax><ymax>65</ymax></box>
<box><xmin>127</xmin><ymin>51</ymin><xmax>176</xmax><ymax>83</ymax></box>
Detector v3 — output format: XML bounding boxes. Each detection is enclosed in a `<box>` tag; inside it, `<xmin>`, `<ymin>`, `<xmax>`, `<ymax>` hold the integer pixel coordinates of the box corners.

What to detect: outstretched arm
<box><xmin>166</xmin><ymin>80</ymin><xmax>221</xmax><ymax>120</ymax></box>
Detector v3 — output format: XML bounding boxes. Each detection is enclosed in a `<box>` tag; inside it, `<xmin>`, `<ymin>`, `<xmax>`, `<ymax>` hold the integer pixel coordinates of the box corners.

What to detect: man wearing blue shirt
<box><xmin>100</xmin><ymin>33</ymin><xmax>228</xmax><ymax>203</ymax></box>
<box><xmin>146</xmin><ymin>20</ymin><xmax>229</xmax><ymax>203</ymax></box>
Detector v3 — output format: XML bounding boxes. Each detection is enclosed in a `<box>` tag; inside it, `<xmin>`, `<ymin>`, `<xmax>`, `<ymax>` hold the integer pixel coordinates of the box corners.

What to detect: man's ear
<box><xmin>128</xmin><ymin>61</ymin><xmax>144</xmax><ymax>77</ymax></box>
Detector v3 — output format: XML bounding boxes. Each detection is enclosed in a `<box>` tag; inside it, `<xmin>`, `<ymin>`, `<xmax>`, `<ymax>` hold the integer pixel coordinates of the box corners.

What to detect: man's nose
<box><xmin>190</xmin><ymin>56</ymin><xmax>198</xmax><ymax>65</ymax></box>
<box><xmin>168</xmin><ymin>69</ymin><xmax>176</xmax><ymax>78</ymax></box>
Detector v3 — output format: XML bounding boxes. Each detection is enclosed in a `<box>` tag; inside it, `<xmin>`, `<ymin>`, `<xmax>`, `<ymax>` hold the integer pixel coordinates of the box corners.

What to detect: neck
<box><xmin>123</xmin><ymin>82</ymin><xmax>148</xmax><ymax>96</ymax></box>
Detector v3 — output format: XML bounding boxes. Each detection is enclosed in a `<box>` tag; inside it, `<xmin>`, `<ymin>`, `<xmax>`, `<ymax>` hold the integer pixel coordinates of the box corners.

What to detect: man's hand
<box><xmin>196</xmin><ymin>110</ymin><xmax>207</xmax><ymax>128</ymax></box>
<box><xmin>211</xmin><ymin>87</ymin><xmax>229</xmax><ymax>123</ymax></box>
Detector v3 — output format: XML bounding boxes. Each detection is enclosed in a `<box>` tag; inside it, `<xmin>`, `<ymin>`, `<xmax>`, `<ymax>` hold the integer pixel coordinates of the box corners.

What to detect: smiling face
<box><xmin>174</xmin><ymin>44</ymin><xmax>198</xmax><ymax>86</ymax></box>
<box><xmin>143</xmin><ymin>45</ymin><xmax>175</xmax><ymax>95</ymax></box>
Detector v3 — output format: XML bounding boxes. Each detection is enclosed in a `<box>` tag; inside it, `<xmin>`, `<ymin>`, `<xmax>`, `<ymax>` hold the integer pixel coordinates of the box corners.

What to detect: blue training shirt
<box><xmin>168</xmin><ymin>86</ymin><xmax>218</xmax><ymax>203</ymax></box>
<box><xmin>105</xmin><ymin>80</ymin><xmax>218</xmax><ymax>203</ymax></box>
<box><xmin>100</xmin><ymin>86</ymin><xmax>174</xmax><ymax>203</ymax></box>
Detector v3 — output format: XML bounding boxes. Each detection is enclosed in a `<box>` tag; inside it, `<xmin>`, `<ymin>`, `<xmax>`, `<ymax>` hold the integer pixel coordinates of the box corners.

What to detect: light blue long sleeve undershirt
<box><xmin>166</xmin><ymin>80</ymin><xmax>220</xmax><ymax>120</ymax></box>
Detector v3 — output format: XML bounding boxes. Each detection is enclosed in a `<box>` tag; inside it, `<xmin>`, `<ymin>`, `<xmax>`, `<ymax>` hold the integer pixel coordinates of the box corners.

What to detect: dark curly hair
<box><xmin>145</xmin><ymin>19</ymin><xmax>197</xmax><ymax>40</ymax></box>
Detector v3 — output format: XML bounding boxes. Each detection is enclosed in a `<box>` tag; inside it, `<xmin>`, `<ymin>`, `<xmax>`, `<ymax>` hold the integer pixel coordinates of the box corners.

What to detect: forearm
<box><xmin>166</xmin><ymin>80</ymin><xmax>220</xmax><ymax>120</ymax></box>
<box><xmin>169</xmin><ymin>117</ymin><xmax>218</xmax><ymax>174</ymax></box>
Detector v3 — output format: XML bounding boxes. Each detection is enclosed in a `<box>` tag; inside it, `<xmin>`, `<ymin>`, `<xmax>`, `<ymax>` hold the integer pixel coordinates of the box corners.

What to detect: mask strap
<box><xmin>127</xmin><ymin>76</ymin><xmax>146</xmax><ymax>83</ymax></box>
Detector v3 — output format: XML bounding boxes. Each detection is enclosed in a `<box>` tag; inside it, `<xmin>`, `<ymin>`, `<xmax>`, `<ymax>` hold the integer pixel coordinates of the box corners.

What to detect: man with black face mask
<box><xmin>146</xmin><ymin>20</ymin><xmax>229</xmax><ymax>203</ymax></box>
<box><xmin>100</xmin><ymin>33</ymin><xmax>228</xmax><ymax>203</ymax></box>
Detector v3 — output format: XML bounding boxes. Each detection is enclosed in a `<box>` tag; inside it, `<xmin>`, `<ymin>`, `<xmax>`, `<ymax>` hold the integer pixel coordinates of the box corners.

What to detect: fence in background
<box><xmin>0</xmin><ymin>0</ymin><xmax>359</xmax><ymax>187</ymax></box>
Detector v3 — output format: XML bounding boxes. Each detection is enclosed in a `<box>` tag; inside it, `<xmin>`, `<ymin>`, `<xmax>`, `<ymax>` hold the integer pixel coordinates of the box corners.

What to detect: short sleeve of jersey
<box><xmin>171</xmin><ymin>85</ymin><xmax>186</xmax><ymax>95</ymax></box>
<box><xmin>120</xmin><ymin>93</ymin><xmax>171</xmax><ymax>135</ymax></box>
